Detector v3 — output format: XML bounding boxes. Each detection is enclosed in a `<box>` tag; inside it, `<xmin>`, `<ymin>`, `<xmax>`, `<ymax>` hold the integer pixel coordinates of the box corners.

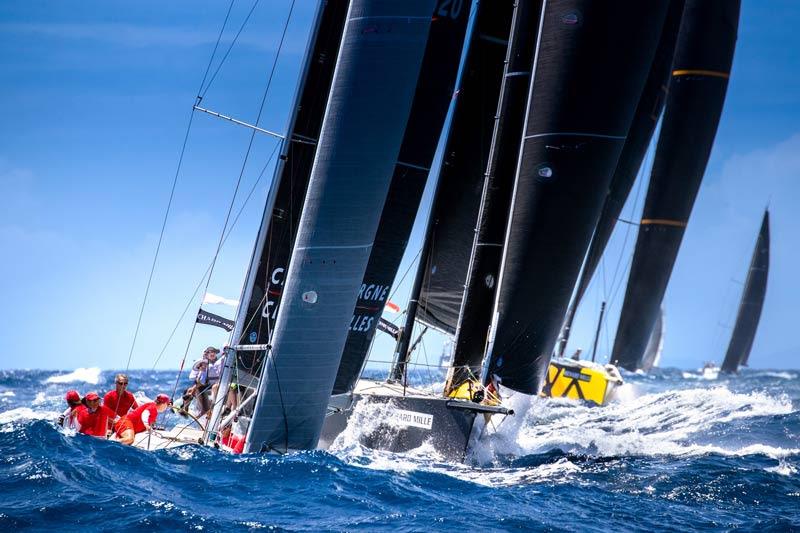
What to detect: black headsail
<box><xmin>483</xmin><ymin>1</ymin><xmax>671</xmax><ymax>395</ymax></box>
<box><xmin>611</xmin><ymin>0</ymin><xmax>741</xmax><ymax>371</ymax></box>
<box><xmin>332</xmin><ymin>0</ymin><xmax>471</xmax><ymax>396</ymax></box>
<box><xmin>246</xmin><ymin>0</ymin><xmax>439</xmax><ymax>452</ymax></box>
<box><xmin>556</xmin><ymin>0</ymin><xmax>686</xmax><ymax>358</ymax></box>
<box><xmin>720</xmin><ymin>210</ymin><xmax>769</xmax><ymax>373</ymax></box>
<box><xmin>411</xmin><ymin>0</ymin><xmax>516</xmax><ymax>336</ymax></box>
<box><xmin>445</xmin><ymin>0</ymin><xmax>544</xmax><ymax>392</ymax></box>
<box><xmin>208</xmin><ymin>1</ymin><xmax>348</xmax><ymax>436</ymax></box>
<box><xmin>235</xmin><ymin>0</ymin><xmax>348</xmax><ymax>369</ymax></box>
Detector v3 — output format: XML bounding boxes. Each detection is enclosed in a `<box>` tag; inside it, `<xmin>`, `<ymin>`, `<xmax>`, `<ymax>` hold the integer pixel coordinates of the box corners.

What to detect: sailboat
<box><xmin>132</xmin><ymin>0</ymin><xmax>684</xmax><ymax>457</ymax></box>
<box><xmin>720</xmin><ymin>210</ymin><xmax>770</xmax><ymax>374</ymax></box>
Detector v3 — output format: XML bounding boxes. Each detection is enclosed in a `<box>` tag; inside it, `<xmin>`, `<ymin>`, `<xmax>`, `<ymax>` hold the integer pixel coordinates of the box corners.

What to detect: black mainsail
<box><xmin>446</xmin><ymin>0</ymin><xmax>543</xmax><ymax>391</ymax></box>
<box><xmin>720</xmin><ymin>210</ymin><xmax>769</xmax><ymax>373</ymax></box>
<box><xmin>484</xmin><ymin>1</ymin><xmax>672</xmax><ymax>395</ymax></box>
<box><xmin>332</xmin><ymin>0</ymin><xmax>471</xmax><ymax>396</ymax></box>
<box><xmin>246</xmin><ymin>0</ymin><xmax>439</xmax><ymax>452</ymax></box>
<box><xmin>412</xmin><ymin>0</ymin><xmax>516</xmax><ymax>336</ymax></box>
<box><xmin>556</xmin><ymin>0</ymin><xmax>686</xmax><ymax>358</ymax></box>
<box><xmin>611</xmin><ymin>0</ymin><xmax>741</xmax><ymax>371</ymax></box>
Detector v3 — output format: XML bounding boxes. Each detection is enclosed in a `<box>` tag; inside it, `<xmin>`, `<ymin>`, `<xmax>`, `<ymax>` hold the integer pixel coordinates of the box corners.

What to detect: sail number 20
<box><xmin>437</xmin><ymin>0</ymin><xmax>464</xmax><ymax>19</ymax></box>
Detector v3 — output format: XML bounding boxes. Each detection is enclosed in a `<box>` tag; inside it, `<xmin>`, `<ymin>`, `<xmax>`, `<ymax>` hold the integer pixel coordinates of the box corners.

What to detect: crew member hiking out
<box><xmin>76</xmin><ymin>392</ymin><xmax>118</xmax><ymax>437</ymax></box>
<box><xmin>113</xmin><ymin>394</ymin><xmax>171</xmax><ymax>445</ymax></box>
<box><xmin>58</xmin><ymin>390</ymin><xmax>83</xmax><ymax>430</ymax></box>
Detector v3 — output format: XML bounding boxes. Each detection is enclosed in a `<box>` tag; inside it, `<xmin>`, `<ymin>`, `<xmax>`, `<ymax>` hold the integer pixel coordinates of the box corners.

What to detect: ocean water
<box><xmin>1</xmin><ymin>367</ymin><xmax>798</xmax><ymax>532</ymax></box>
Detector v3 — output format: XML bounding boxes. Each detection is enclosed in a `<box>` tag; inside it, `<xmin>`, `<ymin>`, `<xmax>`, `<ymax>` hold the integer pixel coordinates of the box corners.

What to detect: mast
<box><xmin>589</xmin><ymin>301</ymin><xmax>606</xmax><ymax>363</ymax></box>
<box><xmin>332</xmin><ymin>0</ymin><xmax>471</xmax><ymax>395</ymax></box>
<box><xmin>245</xmin><ymin>0</ymin><xmax>439</xmax><ymax>453</ymax></box>
<box><xmin>209</xmin><ymin>0</ymin><xmax>348</xmax><ymax>435</ymax></box>
<box><xmin>446</xmin><ymin>0</ymin><xmax>544</xmax><ymax>393</ymax></box>
<box><xmin>720</xmin><ymin>210</ymin><xmax>769</xmax><ymax>373</ymax></box>
<box><xmin>611</xmin><ymin>0</ymin><xmax>741</xmax><ymax>371</ymax></box>
<box><xmin>483</xmin><ymin>0</ymin><xmax>672</xmax><ymax>395</ymax></box>
<box><xmin>556</xmin><ymin>0</ymin><xmax>686</xmax><ymax>357</ymax></box>
<box><xmin>390</xmin><ymin>0</ymin><xmax>516</xmax><ymax>378</ymax></box>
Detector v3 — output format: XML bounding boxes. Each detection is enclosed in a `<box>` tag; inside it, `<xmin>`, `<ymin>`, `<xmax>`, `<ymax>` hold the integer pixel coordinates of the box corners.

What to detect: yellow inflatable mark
<box><xmin>542</xmin><ymin>362</ymin><xmax>610</xmax><ymax>406</ymax></box>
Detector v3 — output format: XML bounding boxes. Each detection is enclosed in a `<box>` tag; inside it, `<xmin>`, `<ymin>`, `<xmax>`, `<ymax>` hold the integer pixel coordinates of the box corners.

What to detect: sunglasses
<box><xmin>116</xmin><ymin>381</ymin><xmax>128</xmax><ymax>385</ymax></box>
<box><xmin>87</xmin><ymin>398</ymin><xmax>100</xmax><ymax>402</ymax></box>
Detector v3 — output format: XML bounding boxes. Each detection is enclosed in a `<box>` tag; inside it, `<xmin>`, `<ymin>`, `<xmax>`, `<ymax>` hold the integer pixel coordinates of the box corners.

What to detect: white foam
<box><xmin>0</xmin><ymin>391</ymin><xmax>15</xmax><ymax>397</ymax></box>
<box><xmin>479</xmin><ymin>387</ymin><xmax>797</xmax><ymax>461</ymax></box>
<box><xmin>767</xmin><ymin>460</ymin><xmax>798</xmax><ymax>476</ymax></box>
<box><xmin>762</xmin><ymin>371</ymin><xmax>797</xmax><ymax>380</ymax></box>
<box><xmin>0</xmin><ymin>407</ymin><xmax>58</xmax><ymax>425</ymax></box>
<box><xmin>45</xmin><ymin>367</ymin><xmax>102</xmax><ymax>384</ymax></box>
<box><xmin>32</xmin><ymin>392</ymin><xmax>47</xmax><ymax>405</ymax></box>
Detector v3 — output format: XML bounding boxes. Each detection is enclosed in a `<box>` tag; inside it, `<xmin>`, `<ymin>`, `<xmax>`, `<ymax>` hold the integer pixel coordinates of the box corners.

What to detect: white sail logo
<box><xmin>262</xmin><ymin>267</ymin><xmax>285</xmax><ymax>319</ymax></box>
<box><xmin>391</xmin><ymin>409</ymin><xmax>433</xmax><ymax>430</ymax></box>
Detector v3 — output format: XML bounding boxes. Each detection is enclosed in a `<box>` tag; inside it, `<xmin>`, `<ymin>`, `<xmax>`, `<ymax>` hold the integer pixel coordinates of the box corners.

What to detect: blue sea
<box><xmin>0</xmin><ymin>367</ymin><xmax>798</xmax><ymax>532</ymax></box>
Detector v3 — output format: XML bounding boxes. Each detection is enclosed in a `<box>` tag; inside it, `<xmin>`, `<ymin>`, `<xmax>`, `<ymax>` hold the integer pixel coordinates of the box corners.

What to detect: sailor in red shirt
<box><xmin>114</xmin><ymin>394</ymin><xmax>171</xmax><ymax>445</ymax></box>
<box><xmin>103</xmin><ymin>373</ymin><xmax>138</xmax><ymax>427</ymax></box>
<box><xmin>76</xmin><ymin>392</ymin><xmax>117</xmax><ymax>437</ymax></box>
<box><xmin>58</xmin><ymin>390</ymin><xmax>83</xmax><ymax>430</ymax></box>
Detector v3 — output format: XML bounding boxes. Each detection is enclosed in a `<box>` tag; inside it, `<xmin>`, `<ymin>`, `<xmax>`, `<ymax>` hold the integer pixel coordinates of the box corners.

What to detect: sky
<box><xmin>1</xmin><ymin>0</ymin><xmax>798</xmax><ymax>372</ymax></box>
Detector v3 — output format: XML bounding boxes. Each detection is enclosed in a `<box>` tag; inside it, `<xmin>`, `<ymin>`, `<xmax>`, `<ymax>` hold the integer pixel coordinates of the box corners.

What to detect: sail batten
<box><xmin>245</xmin><ymin>0</ymin><xmax>439</xmax><ymax>452</ymax></box>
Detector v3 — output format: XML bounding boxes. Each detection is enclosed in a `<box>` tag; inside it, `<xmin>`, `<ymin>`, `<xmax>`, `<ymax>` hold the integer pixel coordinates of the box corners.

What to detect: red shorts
<box><xmin>114</xmin><ymin>417</ymin><xmax>135</xmax><ymax>438</ymax></box>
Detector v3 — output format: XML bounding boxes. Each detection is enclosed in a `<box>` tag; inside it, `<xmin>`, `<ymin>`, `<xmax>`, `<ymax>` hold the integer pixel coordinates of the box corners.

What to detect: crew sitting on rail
<box><xmin>482</xmin><ymin>374</ymin><xmax>502</xmax><ymax>407</ymax></box>
<box><xmin>103</xmin><ymin>373</ymin><xmax>138</xmax><ymax>429</ymax></box>
<box><xmin>218</xmin><ymin>424</ymin><xmax>245</xmax><ymax>454</ymax></box>
<box><xmin>184</xmin><ymin>346</ymin><xmax>225</xmax><ymax>415</ymax></box>
<box><xmin>113</xmin><ymin>394</ymin><xmax>171</xmax><ymax>445</ymax></box>
<box><xmin>76</xmin><ymin>392</ymin><xmax>118</xmax><ymax>437</ymax></box>
<box><xmin>58</xmin><ymin>390</ymin><xmax>83</xmax><ymax>430</ymax></box>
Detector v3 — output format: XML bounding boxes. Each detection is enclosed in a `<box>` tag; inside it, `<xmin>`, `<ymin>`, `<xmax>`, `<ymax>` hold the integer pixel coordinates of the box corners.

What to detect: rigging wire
<box><xmin>151</xmin><ymin>139</ymin><xmax>282</xmax><ymax>369</ymax></box>
<box><xmin>200</xmin><ymin>0</ymin><xmax>262</xmax><ymax>99</ymax></box>
<box><xmin>198</xmin><ymin>0</ymin><xmax>238</xmax><ymax>97</ymax></box>
<box><xmin>172</xmin><ymin>0</ymin><xmax>297</xmax><ymax>386</ymax></box>
<box><xmin>122</xmin><ymin>0</ymin><xmax>241</xmax><ymax>379</ymax></box>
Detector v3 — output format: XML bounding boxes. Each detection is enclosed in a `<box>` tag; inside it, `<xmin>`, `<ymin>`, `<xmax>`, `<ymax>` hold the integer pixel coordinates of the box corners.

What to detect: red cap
<box><xmin>65</xmin><ymin>390</ymin><xmax>80</xmax><ymax>403</ymax></box>
<box><xmin>155</xmin><ymin>394</ymin><xmax>171</xmax><ymax>404</ymax></box>
<box><xmin>85</xmin><ymin>392</ymin><xmax>100</xmax><ymax>401</ymax></box>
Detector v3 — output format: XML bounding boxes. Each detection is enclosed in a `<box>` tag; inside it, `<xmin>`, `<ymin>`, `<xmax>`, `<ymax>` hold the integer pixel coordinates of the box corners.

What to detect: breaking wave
<box><xmin>44</xmin><ymin>367</ymin><xmax>102</xmax><ymax>385</ymax></box>
<box><xmin>0</xmin><ymin>368</ymin><xmax>798</xmax><ymax>530</ymax></box>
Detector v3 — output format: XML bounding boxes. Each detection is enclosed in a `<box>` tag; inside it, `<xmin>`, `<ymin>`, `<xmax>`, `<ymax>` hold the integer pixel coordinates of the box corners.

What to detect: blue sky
<box><xmin>1</xmin><ymin>1</ymin><xmax>798</xmax><ymax>371</ymax></box>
